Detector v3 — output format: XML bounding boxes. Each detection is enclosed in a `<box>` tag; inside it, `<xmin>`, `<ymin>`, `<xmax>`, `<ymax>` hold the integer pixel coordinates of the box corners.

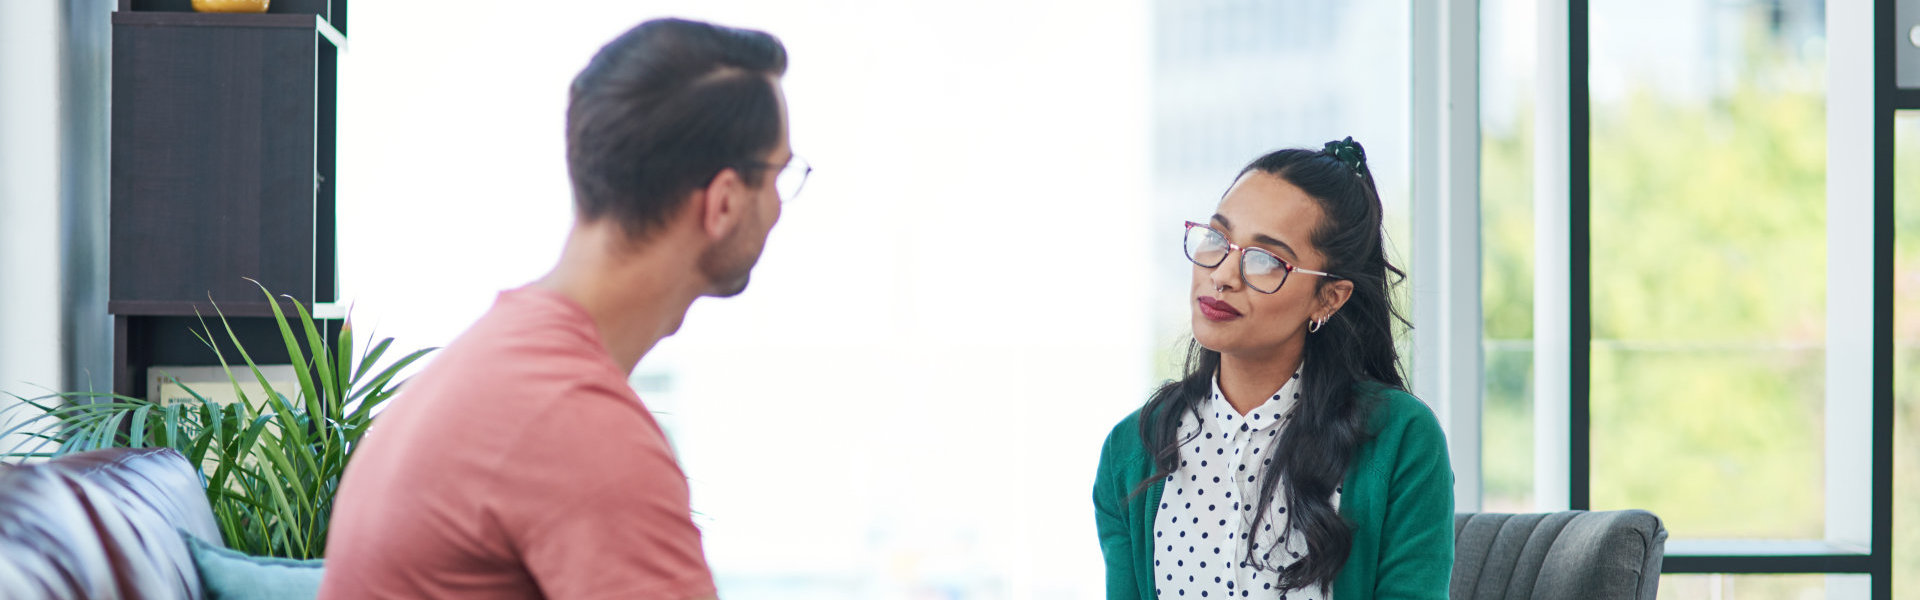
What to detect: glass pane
<box><xmin>1894</xmin><ymin>112</ymin><xmax>1920</xmax><ymax>599</ymax></box>
<box><xmin>1658</xmin><ymin>574</ymin><xmax>1867</xmax><ymax>600</ymax></box>
<box><xmin>1148</xmin><ymin>0</ymin><xmax>1412</xmax><ymax>373</ymax></box>
<box><xmin>1480</xmin><ymin>0</ymin><xmax>1538</xmax><ymax>513</ymax></box>
<box><xmin>1588</xmin><ymin>0</ymin><xmax>1828</xmax><ymax>539</ymax></box>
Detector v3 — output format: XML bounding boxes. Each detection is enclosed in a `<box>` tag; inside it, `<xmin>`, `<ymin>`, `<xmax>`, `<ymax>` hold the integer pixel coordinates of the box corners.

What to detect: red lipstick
<box><xmin>1197</xmin><ymin>296</ymin><xmax>1242</xmax><ymax>321</ymax></box>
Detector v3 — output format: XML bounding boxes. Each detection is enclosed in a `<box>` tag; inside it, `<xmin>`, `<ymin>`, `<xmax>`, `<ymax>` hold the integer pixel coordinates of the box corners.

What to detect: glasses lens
<box><xmin>1184</xmin><ymin>226</ymin><xmax>1229</xmax><ymax>267</ymax></box>
<box><xmin>776</xmin><ymin>157</ymin><xmax>811</xmax><ymax>201</ymax></box>
<box><xmin>1241</xmin><ymin>249</ymin><xmax>1288</xmax><ymax>293</ymax></box>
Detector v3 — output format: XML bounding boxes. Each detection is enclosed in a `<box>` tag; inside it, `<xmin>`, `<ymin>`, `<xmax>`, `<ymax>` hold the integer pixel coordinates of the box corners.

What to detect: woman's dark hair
<box><xmin>565</xmin><ymin>18</ymin><xmax>788</xmax><ymax>240</ymax></box>
<box><xmin>1132</xmin><ymin>139</ymin><xmax>1408</xmax><ymax>590</ymax></box>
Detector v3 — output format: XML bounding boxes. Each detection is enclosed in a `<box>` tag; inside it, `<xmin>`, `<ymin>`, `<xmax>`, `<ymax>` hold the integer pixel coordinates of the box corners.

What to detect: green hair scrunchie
<box><xmin>1322</xmin><ymin>136</ymin><xmax>1366</xmax><ymax>176</ymax></box>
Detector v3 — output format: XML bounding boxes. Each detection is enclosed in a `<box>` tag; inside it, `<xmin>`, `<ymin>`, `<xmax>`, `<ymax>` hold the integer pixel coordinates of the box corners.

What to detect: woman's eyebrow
<box><xmin>1215</xmin><ymin>213</ymin><xmax>1301</xmax><ymax>258</ymax></box>
<box><xmin>1252</xmin><ymin>233</ymin><xmax>1299</xmax><ymax>260</ymax></box>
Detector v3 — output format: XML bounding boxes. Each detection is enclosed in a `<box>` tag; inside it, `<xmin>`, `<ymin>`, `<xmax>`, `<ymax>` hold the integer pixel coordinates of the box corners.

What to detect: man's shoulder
<box><xmin>402</xmin><ymin>293</ymin><xmax>630</xmax><ymax>411</ymax></box>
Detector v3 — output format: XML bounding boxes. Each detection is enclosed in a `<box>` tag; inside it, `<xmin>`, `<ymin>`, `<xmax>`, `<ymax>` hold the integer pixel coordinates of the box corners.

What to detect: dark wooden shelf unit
<box><xmin>113</xmin><ymin>312</ymin><xmax>342</xmax><ymax>401</ymax></box>
<box><xmin>109</xmin><ymin>0</ymin><xmax>345</xmax><ymax>398</ymax></box>
<box><xmin>120</xmin><ymin>0</ymin><xmax>345</xmax><ymax>36</ymax></box>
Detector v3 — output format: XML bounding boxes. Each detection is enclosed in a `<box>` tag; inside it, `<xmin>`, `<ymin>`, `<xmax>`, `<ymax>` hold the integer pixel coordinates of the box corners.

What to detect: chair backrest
<box><xmin>0</xmin><ymin>447</ymin><xmax>223</xmax><ymax>600</ymax></box>
<box><xmin>1452</xmin><ymin>510</ymin><xmax>1667</xmax><ymax>600</ymax></box>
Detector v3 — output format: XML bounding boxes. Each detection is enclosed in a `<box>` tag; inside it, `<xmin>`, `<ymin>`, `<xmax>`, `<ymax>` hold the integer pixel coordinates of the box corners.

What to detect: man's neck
<box><xmin>533</xmin><ymin>224</ymin><xmax>704</xmax><ymax>374</ymax></box>
<box><xmin>1217</xmin><ymin>340</ymin><xmax>1304</xmax><ymax>416</ymax></box>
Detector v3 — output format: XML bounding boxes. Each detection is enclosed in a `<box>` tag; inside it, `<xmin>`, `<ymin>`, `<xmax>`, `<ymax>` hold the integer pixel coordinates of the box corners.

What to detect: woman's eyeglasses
<box><xmin>1183</xmin><ymin>221</ymin><xmax>1340</xmax><ymax>294</ymax></box>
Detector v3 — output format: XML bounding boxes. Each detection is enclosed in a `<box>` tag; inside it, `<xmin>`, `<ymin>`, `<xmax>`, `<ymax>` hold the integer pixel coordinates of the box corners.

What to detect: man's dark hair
<box><xmin>566</xmin><ymin>18</ymin><xmax>788</xmax><ymax>239</ymax></box>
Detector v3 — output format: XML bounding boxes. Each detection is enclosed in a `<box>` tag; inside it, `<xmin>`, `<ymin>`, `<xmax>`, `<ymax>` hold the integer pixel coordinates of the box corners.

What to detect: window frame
<box><xmin>1560</xmin><ymin>0</ymin><xmax>1890</xmax><ymax>594</ymax></box>
<box><xmin>1441</xmin><ymin>0</ymin><xmax>1897</xmax><ymax>596</ymax></box>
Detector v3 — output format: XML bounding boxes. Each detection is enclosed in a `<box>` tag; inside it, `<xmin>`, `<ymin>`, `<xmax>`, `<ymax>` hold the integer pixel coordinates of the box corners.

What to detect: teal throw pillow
<box><xmin>180</xmin><ymin>530</ymin><xmax>326</xmax><ymax>600</ymax></box>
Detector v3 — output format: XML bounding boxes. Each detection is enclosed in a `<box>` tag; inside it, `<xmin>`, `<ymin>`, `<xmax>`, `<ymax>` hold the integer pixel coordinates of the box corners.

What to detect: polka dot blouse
<box><xmin>1151</xmin><ymin>369</ymin><xmax>1340</xmax><ymax>599</ymax></box>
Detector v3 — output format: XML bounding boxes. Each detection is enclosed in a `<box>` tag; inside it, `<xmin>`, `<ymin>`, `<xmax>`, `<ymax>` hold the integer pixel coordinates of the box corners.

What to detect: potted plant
<box><xmin>0</xmin><ymin>283</ymin><xmax>433</xmax><ymax>559</ymax></box>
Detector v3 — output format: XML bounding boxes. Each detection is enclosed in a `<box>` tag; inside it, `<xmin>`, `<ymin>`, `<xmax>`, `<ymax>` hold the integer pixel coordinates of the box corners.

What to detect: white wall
<box><xmin>0</xmin><ymin>0</ymin><xmax>113</xmax><ymax>453</ymax></box>
<box><xmin>0</xmin><ymin>0</ymin><xmax>70</xmax><ymax>448</ymax></box>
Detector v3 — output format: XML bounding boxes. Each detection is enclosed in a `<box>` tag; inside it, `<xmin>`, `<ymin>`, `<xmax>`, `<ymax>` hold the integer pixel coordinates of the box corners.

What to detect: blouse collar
<box><xmin>1205</xmin><ymin>366</ymin><xmax>1303</xmax><ymax>438</ymax></box>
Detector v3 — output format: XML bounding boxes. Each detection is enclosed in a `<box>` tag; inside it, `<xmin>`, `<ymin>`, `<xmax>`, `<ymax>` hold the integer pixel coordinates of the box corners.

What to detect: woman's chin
<box><xmin>1190</xmin><ymin>319</ymin><xmax>1230</xmax><ymax>350</ymax></box>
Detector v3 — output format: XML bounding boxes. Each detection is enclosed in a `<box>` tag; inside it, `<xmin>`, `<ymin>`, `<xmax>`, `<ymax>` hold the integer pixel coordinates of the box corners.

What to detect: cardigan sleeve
<box><xmin>1370</xmin><ymin>395</ymin><xmax>1456</xmax><ymax>599</ymax></box>
<box><xmin>1095</xmin><ymin>418</ymin><xmax>1143</xmax><ymax>600</ymax></box>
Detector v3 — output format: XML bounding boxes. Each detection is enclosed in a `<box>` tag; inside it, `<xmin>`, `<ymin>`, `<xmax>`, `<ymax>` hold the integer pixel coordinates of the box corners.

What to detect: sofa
<box><xmin>0</xmin><ymin>447</ymin><xmax>224</xmax><ymax>599</ymax></box>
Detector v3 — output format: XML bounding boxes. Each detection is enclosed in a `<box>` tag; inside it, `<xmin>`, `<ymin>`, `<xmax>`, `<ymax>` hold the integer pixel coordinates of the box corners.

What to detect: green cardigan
<box><xmin>1094</xmin><ymin>383</ymin><xmax>1453</xmax><ymax>600</ymax></box>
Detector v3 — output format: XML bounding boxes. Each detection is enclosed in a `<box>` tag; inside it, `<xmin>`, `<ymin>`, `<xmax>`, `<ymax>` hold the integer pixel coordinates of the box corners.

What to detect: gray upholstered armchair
<box><xmin>1451</xmin><ymin>510</ymin><xmax>1668</xmax><ymax>600</ymax></box>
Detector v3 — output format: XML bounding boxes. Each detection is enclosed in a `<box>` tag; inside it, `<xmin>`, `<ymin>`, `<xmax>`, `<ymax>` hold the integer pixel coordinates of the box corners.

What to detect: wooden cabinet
<box><xmin>109</xmin><ymin>0</ymin><xmax>346</xmax><ymax>398</ymax></box>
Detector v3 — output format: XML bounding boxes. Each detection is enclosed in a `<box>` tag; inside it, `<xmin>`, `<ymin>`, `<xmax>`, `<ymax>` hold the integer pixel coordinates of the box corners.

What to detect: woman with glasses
<box><xmin>1094</xmin><ymin>138</ymin><xmax>1453</xmax><ymax>600</ymax></box>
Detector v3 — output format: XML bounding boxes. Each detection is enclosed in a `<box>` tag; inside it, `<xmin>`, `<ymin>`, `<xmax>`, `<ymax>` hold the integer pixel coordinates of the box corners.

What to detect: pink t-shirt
<box><xmin>318</xmin><ymin>287</ymin><xmax>714</xmax><ymax>599</ymax></box>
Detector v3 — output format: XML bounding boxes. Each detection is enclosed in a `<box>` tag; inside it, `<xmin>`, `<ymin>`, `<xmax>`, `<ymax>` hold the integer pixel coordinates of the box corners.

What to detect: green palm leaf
<box><xmin>0</xmin><ymin>284</ymin><xmax>434</xmax><ymax>559</ymax></box>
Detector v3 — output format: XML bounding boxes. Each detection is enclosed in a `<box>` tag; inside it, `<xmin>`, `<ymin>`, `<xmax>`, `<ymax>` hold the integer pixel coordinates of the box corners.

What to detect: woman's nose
<box><xmin>1209</xmin><ymin>249</ymin><xmax>1241</xmax><ymax>291</ymax></box>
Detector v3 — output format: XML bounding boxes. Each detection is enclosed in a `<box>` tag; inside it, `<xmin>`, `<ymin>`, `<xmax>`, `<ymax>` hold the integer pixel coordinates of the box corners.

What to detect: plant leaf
<box><xmin>333</xmin><ymin>316</ymin><xmax>353</xmax><ymax>418</ymax></box>
<box><xmin>352</xmin><ymin>338</ymin><xmax>392</xmax><ymax>386</ymax></box>
<box><xmin>128</xmin><ymin>405</ymin><xmax>151</xmax><ymax>449</ymax></box>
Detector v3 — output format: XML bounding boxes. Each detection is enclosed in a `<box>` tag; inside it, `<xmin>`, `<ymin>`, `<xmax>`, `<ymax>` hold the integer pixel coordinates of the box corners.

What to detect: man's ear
<box><xmin>1319</xmin><ymin>279</ymin><xmax>1355</xmax><ymax>320</ymax></box>
<box><xmin>698</xmin><ymin>167</ymin><xmax>747</xmax><ymax>240</ymax></box>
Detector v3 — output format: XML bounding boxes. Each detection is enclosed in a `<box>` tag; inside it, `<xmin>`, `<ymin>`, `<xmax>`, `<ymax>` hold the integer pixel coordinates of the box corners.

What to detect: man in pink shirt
<box><xmin>319</xmin><ymin>18</ymin><xmax>806</xmax><ymax>599</ymax></box>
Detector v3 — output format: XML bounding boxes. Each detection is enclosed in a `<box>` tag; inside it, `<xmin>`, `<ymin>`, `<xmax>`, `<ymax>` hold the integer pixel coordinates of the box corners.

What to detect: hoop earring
<box><xmin>1307</xmin><ymin>317</ymin><xmax>1324</xmax><ymax>333</ymax></box>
